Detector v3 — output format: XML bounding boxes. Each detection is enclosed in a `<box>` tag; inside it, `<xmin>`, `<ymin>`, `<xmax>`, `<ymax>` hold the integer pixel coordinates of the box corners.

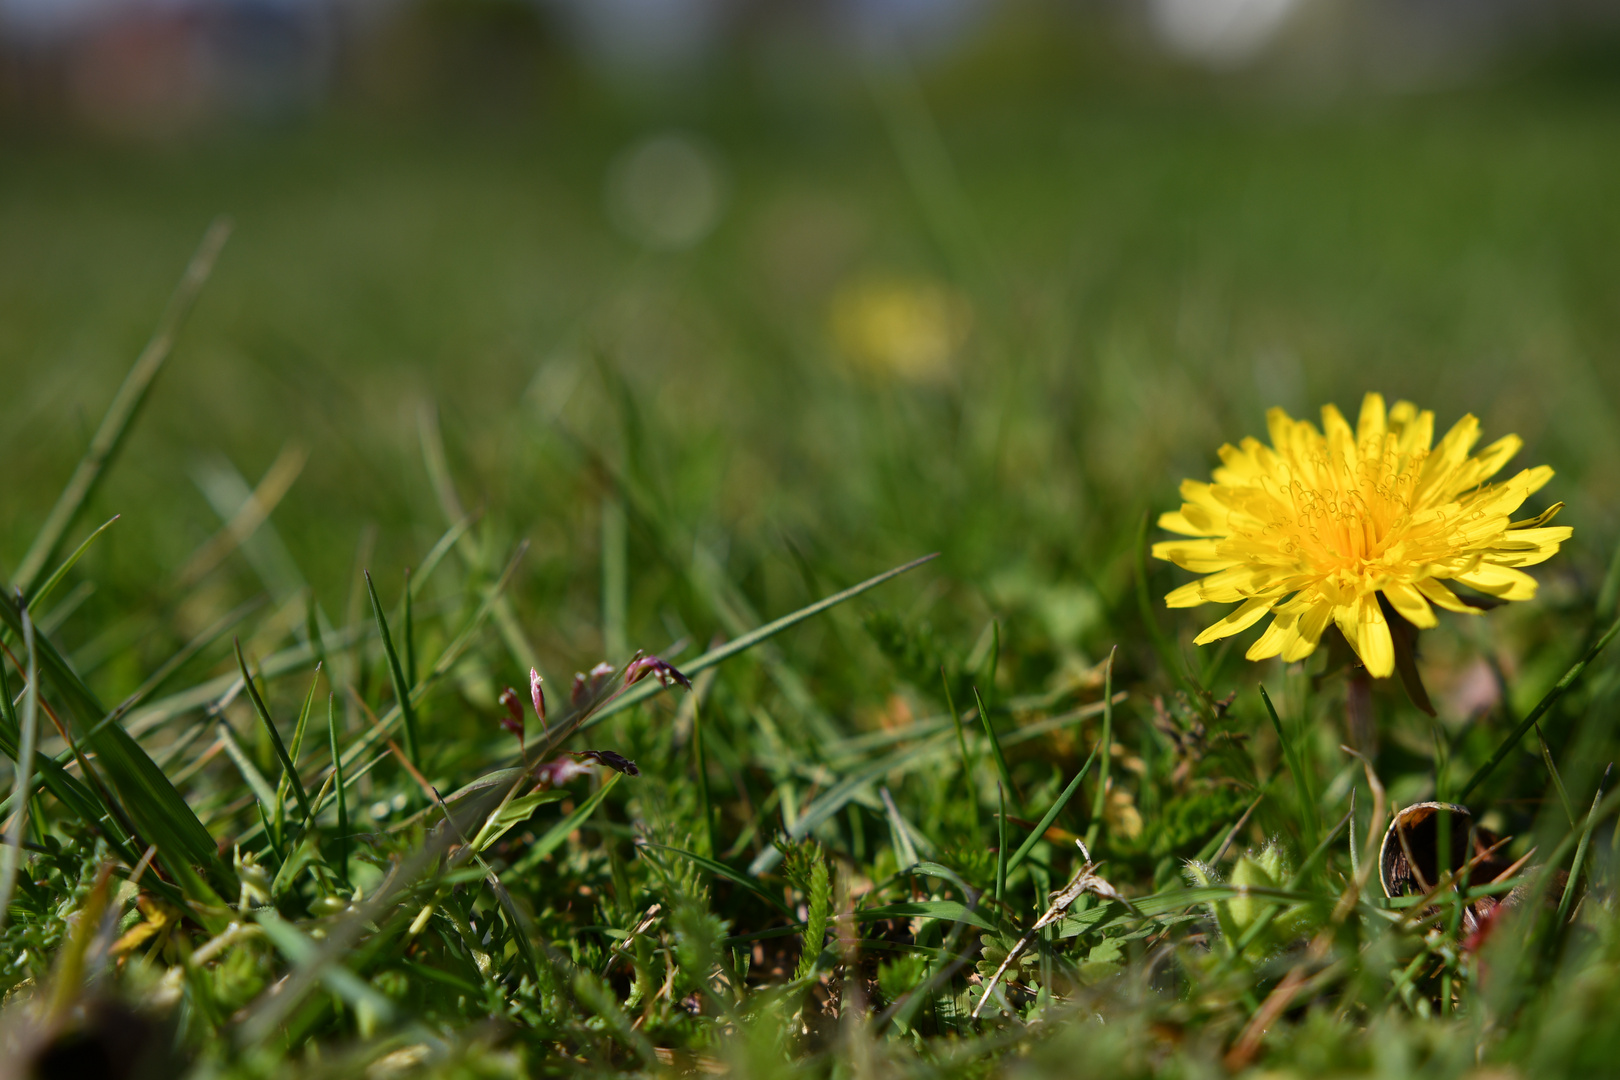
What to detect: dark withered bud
<box><xmin>626</xmin><ymin>655</ymin><xmax>692</xmax><ymax>690</ymax></box>
<box><xmin>572</xmin><ymin>749</ymin><xmax>640</xmax><ymax>776</ymax></box>
<box><xmin>497</xmin><ymin>688</ymin><xmax>524</xmax><ymax>737</ymax></box>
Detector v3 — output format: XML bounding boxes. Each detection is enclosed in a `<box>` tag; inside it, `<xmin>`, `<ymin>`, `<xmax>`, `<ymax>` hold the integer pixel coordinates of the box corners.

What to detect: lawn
<box><xmin>2</xmin><ymin>18</ymin><xmax>1620</xmax><ymax>1077</ymax></box>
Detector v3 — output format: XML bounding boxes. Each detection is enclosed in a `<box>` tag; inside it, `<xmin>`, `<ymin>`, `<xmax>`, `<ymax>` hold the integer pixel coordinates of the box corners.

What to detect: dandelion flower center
<box><xmin>1153</xmin><ymin>393</ymin><xmax>1570</xmax><ymax>678</ymax></box>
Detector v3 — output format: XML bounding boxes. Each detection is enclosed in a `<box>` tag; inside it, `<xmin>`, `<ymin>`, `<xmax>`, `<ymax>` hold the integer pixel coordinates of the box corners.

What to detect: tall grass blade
<box><xmin>1085</xmin><ymin>648</ymin><xmax>1117</xmax><ymax>852</ymax></box>
<box><xmin>418</xmin><ymin>402</ymin><xmax>542</xmax><ymax>677</ymax></box>
<box><xmin>1459</xmin><ymin>615</ymin><xmax>1620</xmax><ymax>799</ymax></box>
<box><xmin>0</xmin><ymin>606</ymin><xmax>41</xmax><ymax>929</ymax></box>
<box><xmin>586</xmin><ymin>553</ymin><xmax>940</xmax><ymax>728</ymax></box>
<box><xmin>1007</xmin><ymin>744</ymin><xmax>1098</xmax><ymax>878</ymax></box>
<box><xmin>0</xmin><ymin>662</ymin><xmax>131</xmax><ymax>863</ymax></box>
<box><xmin>328</xmin><ymin>694</ymin><xmax>348</xmax><ymax>886</ymax></box>
<box><xmin>24</xmin><ymin>515</ymin><xmax>119</xmax><ymax>611</ymax></box>
<box><xmin>602</xmin><ymin>494</ymin><xmax>628</xmax><ymax>661</ymax></box>
<box><xmin>177</xmin><ymin>442</ymin><xmax>307</xmax><ymax>593</ymax></box>
<box><xmin>693</xmin><ymin>697</ymin><xmax>717</xmax><ymax>858</ymax></box>
<box><xmin>275</xmin><ymin>665</ymin><xmax>322</xmax><ymax>840</ymax></box>
<box><xmin>218</xmin><ymin>719</ymin><xmax>281</xmax><ymax>819</ymax></box>
<box><xmin>1536</xmin><ymin>724</ymin><xmax>1578</xmax><ymax>828</ymax></box>
<box><xmin>0</xmin><ymin>587</ymin><xmax>234</xmax><ymax>897</ymax></box>
<box><xmin>11</xmin><ymin>217</ymin><xmax>231</xmax><ymax>595</ymax></box>
<box><xmin>401</xmin><ymin>569</ymin><xmax>416</xmax><ymax>688</ymax></box>
<box><xmin>995</xmin><ymin>784</ymin><xmax>1008</xmax><ymax>903</ymax></box>
<box><xmin>233</xmin><ymin>640</ymin><xmax>315</xmax><ymax>831</ymax></box>
<box><xmin>975</xmin><ymin>686</ymin><xmax>1019</xmax><ymax>813</ymax></box>
<box><xmin>1559</xmin><ymin>766</ymin><xmax>1609</xmax><ymax>922</ymax></box>
<box><xmin>510</xmin><ymin>773</ymin><xmax>624</xmax><ymax>873</ymax></box>
<box><xmin>365</xmin><ymin>571</ymin><xmax>420</xmax><ymax>766</ymax></box>
<box><xmin>645</xmin><ymin>843</ymin><xmax>793</xmax><ymax>916</ymax></box>
<box><xmin>1260</xmin><ymin>684</ymin><xmax>1318</xmax><ymax>849</ymax></box>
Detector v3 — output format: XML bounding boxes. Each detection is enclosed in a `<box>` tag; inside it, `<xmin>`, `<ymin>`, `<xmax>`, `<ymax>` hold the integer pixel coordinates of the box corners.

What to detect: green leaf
<box><xmin>908</xmin><ymin>861</ymin><xmax>975</xmax><ymax>895</ymax></box>
<box><xmin>858</xmin><ymin>901</ymin><xmax>996</xmax><ymax>932</ymax></box>
<box><xmin>472</xmin><ymin>790</ymin><xmax>567</xmax><ymax>853</ymax></box>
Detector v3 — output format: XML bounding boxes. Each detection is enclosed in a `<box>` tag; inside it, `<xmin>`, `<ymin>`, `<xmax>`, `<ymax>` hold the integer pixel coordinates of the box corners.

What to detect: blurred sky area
<box><xmin>1</xmin><ymin>0</ymin><xmax>1617</xmax><ymax>137</ymax></box>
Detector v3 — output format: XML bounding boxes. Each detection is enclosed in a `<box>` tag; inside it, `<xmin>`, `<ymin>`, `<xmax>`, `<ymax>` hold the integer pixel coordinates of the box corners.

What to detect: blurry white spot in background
<box><xmin>606</xmin><ymin>132</ymin><xmax>727</xmax><ymax>251</ymax></box>
<box><xmin>1149</xmin><ymin>0</ymin><xmax>1306</xmax><ymax>67</ymax></box>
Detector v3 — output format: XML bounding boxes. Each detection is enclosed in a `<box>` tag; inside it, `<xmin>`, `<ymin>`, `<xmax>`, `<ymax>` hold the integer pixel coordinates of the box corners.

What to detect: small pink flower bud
<box><xmin>533</xmin><ymin>757</ymin><xmax>594</xmax><ymax>787</ymax></box>
<box><xmin>530</xmin><ymin>667</ymin><xmax>546</xmax><ymax>723</ymax></box>
<box><xmin>571</xmin><ymin>662</ymin><xmax>618</xmax><ymax>706</ymax></box>
<box><xmin>625</xmin><ymin>655</ymin><xmax>692</xmax><ymax>690</ymax></box>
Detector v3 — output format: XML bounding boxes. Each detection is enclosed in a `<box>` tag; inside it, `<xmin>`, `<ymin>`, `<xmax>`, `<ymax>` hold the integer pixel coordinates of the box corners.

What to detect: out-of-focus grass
<box><xmin>2</xmin><ymin>19</ymin><xmax>1620</xmax><ymax>1077</ymax></box>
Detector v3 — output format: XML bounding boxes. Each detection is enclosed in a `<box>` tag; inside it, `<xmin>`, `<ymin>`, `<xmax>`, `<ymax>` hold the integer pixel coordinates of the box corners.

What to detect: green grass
<box><xmin>4</xmin><ymin>19</ymin><xmax>1620</xmax><ymax>1077</ymax></box>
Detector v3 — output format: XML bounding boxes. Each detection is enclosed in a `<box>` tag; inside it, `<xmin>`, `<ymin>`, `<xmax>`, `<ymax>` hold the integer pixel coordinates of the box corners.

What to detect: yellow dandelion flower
<box><xmin>1153</xmin><ymin>393</ymin><xmax>1571</xmax><ymax>678</ymax></box>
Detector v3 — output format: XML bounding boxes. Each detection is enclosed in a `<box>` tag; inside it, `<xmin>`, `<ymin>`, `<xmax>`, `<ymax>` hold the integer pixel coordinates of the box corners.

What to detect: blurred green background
<box><xmin>2</xmin><ymin>0</ymin><xmax>1618</xmax><ymax>699</ymax></box>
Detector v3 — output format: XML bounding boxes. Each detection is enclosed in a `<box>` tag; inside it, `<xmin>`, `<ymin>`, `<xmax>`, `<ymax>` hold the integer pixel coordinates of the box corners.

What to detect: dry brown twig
<box><xmin>970</xmin><ymin>839</ymin><xmax>1138</xmax><ymax>1020</ymax></box>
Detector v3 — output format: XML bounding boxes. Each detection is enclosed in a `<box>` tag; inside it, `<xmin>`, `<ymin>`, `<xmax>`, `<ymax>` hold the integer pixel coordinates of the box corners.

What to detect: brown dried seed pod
<box><xmin>1380</xmin><ymin>802</ymin><xmax>1513</xmax><ymax>898</ymax></box>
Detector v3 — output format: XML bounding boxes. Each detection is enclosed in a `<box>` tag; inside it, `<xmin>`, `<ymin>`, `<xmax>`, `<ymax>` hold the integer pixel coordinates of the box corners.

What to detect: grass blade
<box><xmin>1260</xmin><ymin>684</ymin><xmax>1319</xmax><ymax>849</ymax></box>
<box><xmin>1007</xmin><ymin>743</ymin><xmax>1098</xmax><ymax>878</ymax></box>
<box><xmin>401</xmin><ymin>569</ymin><xmax>416</xmax><ymax>688</ymax></box>
<box><xmin>511</xmin><ymin>773</ymin><xmax>624</xmax><ymax>873</ymax></box>
<box><xmin>602</xmin><ymin>494</ymin><xmax>628</xmax><ymax>661</ymax></box>
<box><xmin>693</xmin><ymin>694</ymin><xmax>718</xmax><ymax>858</ymax></box>
<box><xmin>0</xmin><ymin>588</ymin><xmax>234</xmax><ymax>899</ymax></box>
<box><xmin>882</xmin><ymin>786</ymin><xmax>922</xmax><ymax>869</ymax></box>
<box><xmin>995</xmin><ymin>784</ymin><xmax>1008</xmax><ymax>902</ymax></box>
<box><xmin>643</xmin><ymin>843</ymin><xmax>794</xmax><ymax>916</ymax></box>
<box><xmin>1084</xmin><ymin>648</ymin><xmax>1117</xmax><ymax>853</ymax></box>
<box><xmin>584</xmin><ymin>553</ymin><xmax>940</xmax><ymax>729</ymax></box>
<box><xmin>0</xmin><ymin>607</ymin><xmax>41</xmax><ymax>929</ymax></box>
<box><xmin>1536</xmin><ymin>724</ymin><xmax>1578</xmax><ymax>828</ymax></box>
<box><xmin>1459</xmin><ymin>615</ymin><xmax>1620</xmax><ymax>799</ymax></box>
<box><xmin>217</xmin><ymin>719</ymin><xmax>281</xmax><ymax>817</ymax></box>
<box><xmin>327</xmin><ymin>695</ymin><xmax>348</xmax><ymax>887</ymax></box>
<box><xmin>975</xmin><ymin>685</ymin><xmax>1019</xmax><ymax>812</ymax></box>
<box><xmin>234</xmin><ymin>640</ymin><xmax>315</xmax><ymax>831</ymax></box>
<box><xmin>365</xmin><ymin>571</ymin><xmax>420</xmax><ymax>767</ymax></box>
<box><xmin>857</xmin><ymin>901</ymin><xmax>996</xmax><ymax>932</ymax></box>
<box><xmin>11</xmin><ymin>218</ymin><xmax>231</xmax><ymax>595</ymax></box>
<box><xmin>748</xmin><ymin>734</ymin><xmax>953</xmax><ymax>876</ymax></box>
<box><xmin>24</xmin><ymin>515</ymin><xmax>119</xmax><ymax>611</ymax></box>
<box><xmin>1560</xmin><ymin>766</ymin><xmax>1609</xmax><ymax>922</ymax></box>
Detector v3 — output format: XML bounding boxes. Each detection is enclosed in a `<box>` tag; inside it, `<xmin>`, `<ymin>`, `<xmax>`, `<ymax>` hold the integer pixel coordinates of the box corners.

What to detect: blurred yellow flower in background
<box><xmin>1154</xmin><ymin>393</ymin><xmax>1571</xmax><ymax>678</ymax></box>
<box><xmin>830</xmin><ymin>276</ymin><xmax>971</xmax><ymax>382</ymax></box>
